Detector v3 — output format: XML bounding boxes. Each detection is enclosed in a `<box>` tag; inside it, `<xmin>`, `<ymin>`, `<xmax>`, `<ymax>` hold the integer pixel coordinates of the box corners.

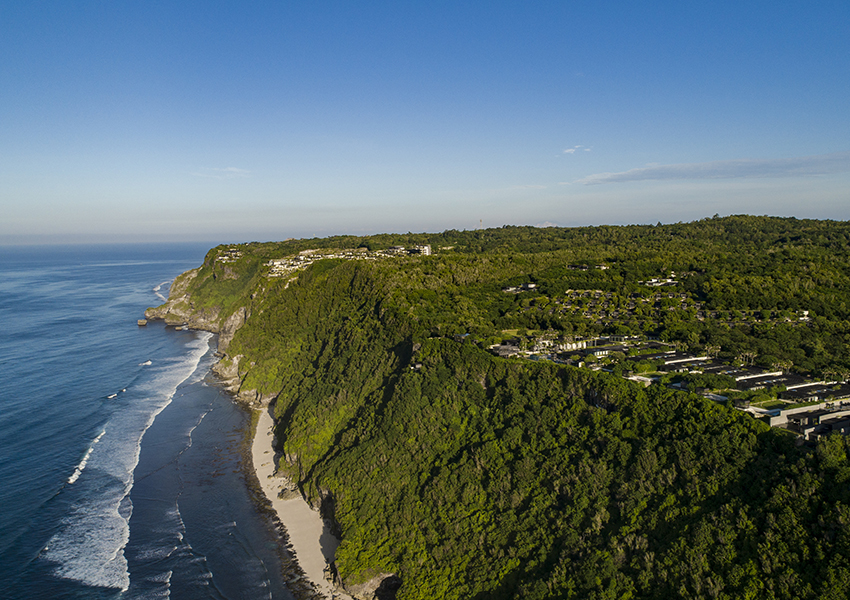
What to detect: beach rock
<box><xmin>345</xmin><ymin>573</ymin><xmax>402</xmax><ymax>600</ymax></box>
<box><xmin>212</xmin><ymin>354</ymin><xmax>242</xmax><ymax>386</ymax></box>
<box><xmin>235</xmin><ymin>387</ymin><xmax>277</xmax><ymax>407</ymax></box>
<box><xmin>277</xmin><ymin>481</ymin><xmax>301</xmax><ymax>501</ymax></box>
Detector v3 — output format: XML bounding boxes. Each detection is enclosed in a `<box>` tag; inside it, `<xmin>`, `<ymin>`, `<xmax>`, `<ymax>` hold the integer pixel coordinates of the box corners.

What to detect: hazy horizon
<box><xmin>2</xmin><ymin>213</ymin><xmax>849</xmax><ymax>249</ymax></box>
<box><xmin>2</xmin><ymin>2</ymin><xmax>848</xmax><ymax>244</ymax></box>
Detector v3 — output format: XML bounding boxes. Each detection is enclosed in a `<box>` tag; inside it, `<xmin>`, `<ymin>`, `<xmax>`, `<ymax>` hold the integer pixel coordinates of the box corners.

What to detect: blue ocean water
<box><xmin>0</xmin><ymin>244</ymin><xmax>294</xmax><ymax>600</ymax></box>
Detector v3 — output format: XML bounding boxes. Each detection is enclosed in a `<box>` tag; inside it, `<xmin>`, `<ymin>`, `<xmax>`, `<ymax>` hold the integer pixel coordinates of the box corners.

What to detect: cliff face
<box><xmin>147</xmin><ymin>250</ymin><xmax>390</xmax><ymax>599</ymax></box>
<box><xmin>142</xmin><ymin>227</ymin><xmax>850</xmax><ymax>600</ymax></box>
<box><xmin>144</xmin><ymin>251</ymin><xmax>266</xmax><ymax>405</ymax></box>
<box><xmin>146</xmin><ymin>251</ymin><xmax>413</xmax><ymax>596</ymax></box>
<box><xmin>144</xmin><ymin>269</ymin><xmax>219</xmax><ymax>329</ymax></box>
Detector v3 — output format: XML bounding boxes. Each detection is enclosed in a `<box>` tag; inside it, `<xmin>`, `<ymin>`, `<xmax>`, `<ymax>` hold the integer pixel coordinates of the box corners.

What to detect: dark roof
<box><xmin>585</xmin><ymin>344</ymin><xmax>629</xmax><ymax>355</ymax></box>
<box><xmin>633</xmin><ymin>351</ymin><xmax>676</xmax><ymax>362</ymax></box>
<box><xmin>491</xmin><ymin>345</ymin><xmax>520</xmax><ymax>357</ymax></box>
<box><xmin>701</xmin><ymin>364</ymin><xmax>750</xmax><ymax>378</ymax></box>
<box><xmin>789</xmin><ymin>409</ymin><xmax>834</xmax><ymax>421</ymax></box>
<box><xmin>737</xmin><ymin>374</ymin><xmax>806</xmax><ymax>391</ymax></box>
<box><xmin>781</xmin><ymin>385</ymin><xmax>834</xmax><ymax>401</ymax></box>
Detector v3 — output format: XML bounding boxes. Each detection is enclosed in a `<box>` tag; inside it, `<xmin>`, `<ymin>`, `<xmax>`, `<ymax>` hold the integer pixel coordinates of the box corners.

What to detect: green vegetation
<box><xmin>153</xmin><ymin>216</ymin><xmax>850</xmax><ymax>599</ymax></box>
<box><xmin>751</xmin><ymin>400</ymin><xmax>787</xmax><ymax>411</ymax></box>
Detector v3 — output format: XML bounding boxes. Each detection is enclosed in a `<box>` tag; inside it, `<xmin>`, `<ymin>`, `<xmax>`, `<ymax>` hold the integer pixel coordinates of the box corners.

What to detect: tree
<box><xmin>705</xmin><ymin>344</ymin><xmax>721</xmax><ymax>358</ymax></box>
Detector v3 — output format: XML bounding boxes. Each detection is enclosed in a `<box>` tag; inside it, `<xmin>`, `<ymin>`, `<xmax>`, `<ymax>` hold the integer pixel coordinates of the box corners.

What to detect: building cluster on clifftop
<box><xmin>264</xmin><ymin>245</ymin><xmax>431</xmax><ymax>278</ymax></box>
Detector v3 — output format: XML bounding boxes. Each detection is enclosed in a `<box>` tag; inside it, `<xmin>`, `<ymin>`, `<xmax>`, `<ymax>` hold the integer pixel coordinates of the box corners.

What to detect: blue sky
<box><xmin>2</xmin><ymin>1</ymin><xmax>848</xmax><ymax>244</ymax></box>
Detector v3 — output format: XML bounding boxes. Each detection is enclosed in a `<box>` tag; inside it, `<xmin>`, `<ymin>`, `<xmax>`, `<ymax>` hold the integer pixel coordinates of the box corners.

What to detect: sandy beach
<box><xmin>252</xmin><ymin>406</ymin><xmax>352</xmax><ymax>600</ymax></box>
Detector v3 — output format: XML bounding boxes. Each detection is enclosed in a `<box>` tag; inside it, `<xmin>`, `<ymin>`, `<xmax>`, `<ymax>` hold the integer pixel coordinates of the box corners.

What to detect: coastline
<box><xmin>251</xmin><ymin>404</ymin><xmax>352</xmax><ymax>600</ymax></box>
<box><xmin>146</xmin><ymin>273</ymin><xmax>363</xmax><ymax>599</ymax></box>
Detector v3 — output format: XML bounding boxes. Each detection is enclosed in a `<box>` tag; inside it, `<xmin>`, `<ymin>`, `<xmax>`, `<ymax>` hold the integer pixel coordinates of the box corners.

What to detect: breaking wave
<box><xmin>67</xmin><ymin>429</ymin><xmax>105</xmax><ymax>484</ymax></box>
<box><xmin>40</xmin><ymin>332</ymin><xmax>213</xmax><ymax>591</ymax></box>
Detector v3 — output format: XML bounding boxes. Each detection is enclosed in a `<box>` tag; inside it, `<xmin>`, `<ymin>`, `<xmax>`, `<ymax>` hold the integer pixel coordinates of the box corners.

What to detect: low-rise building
<box><xmin>490</xmin><ymin>345</ymin><xmax>521</xmax><ymax>358</ymax></box>
<box><xmin>787</xmin><ymin>405</ymin><xmax>850</xmax><ymax>440</ymax></box>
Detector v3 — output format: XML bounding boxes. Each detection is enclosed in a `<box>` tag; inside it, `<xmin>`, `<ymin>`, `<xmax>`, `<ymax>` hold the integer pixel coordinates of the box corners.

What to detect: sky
<box><xmin>1</xmin><ymin>1</ymin><xmax>848</xmax><ymax>244</ymax></box>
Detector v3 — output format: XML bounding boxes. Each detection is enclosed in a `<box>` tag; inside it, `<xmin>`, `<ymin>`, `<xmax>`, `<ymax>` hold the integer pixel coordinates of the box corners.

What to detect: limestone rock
<box><xmin>218</xmin><ymin>306</ymin><xmax>246</xmax><ymax>353</ymax></box>
<box><xmin>345</xmin><ymin>573</ymin><xmax>402</xmax><ymax>600</ymax></box>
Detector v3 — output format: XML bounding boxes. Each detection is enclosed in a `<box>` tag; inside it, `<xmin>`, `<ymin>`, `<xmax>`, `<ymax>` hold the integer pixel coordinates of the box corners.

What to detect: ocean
<box><xmin>0</xmin><ymin>244</ymin><xmax>295</xmax><ymax>600</ymax></box>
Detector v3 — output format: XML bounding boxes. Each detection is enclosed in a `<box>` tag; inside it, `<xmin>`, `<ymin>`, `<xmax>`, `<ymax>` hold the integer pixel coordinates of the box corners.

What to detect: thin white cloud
<box><xmin>577</xmin><ymin>151</ymin><xmax>850</xmax><ymax>185</ymax></box>
<box><xmin>563</xmin><ymin>145</ymin><xmax>584</xmax><ymax>155</ymax></box>
<box><xmin>191</xmin><ymin>167</ymin><xmax>251</xmax><ymax>179</ymax></box>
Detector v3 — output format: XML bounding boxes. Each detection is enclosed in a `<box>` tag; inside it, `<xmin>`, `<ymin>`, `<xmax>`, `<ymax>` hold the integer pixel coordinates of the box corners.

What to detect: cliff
<box><xmin>144</xmin><ymin>220</ymin><xmax>850</xmax><ymax>600</ymax></box>
<box><xmin>145</xmin><ymin>248</ymin><xmax>267</xmax><ymax>403</ymax></box>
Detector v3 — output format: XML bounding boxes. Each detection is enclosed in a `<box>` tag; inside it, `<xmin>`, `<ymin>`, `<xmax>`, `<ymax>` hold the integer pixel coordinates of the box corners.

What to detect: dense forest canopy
<box><xmin>151</xmin><ymin>216</ymin><xmax>850</xmax><ymax>599</ymax></box>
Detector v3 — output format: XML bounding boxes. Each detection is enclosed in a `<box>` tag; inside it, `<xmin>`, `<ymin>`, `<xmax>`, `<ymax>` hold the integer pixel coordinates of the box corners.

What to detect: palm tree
<box><xmin>737</xmin><ymin>351</ymin><xmax>757</xmax><ymax>366</ymax></box>
<box><xmin>705</xmin><ymin>344</ymin><xmax>721</xmax><ymax>358</ymax></box>
<box><xmin>771</xmin><ymin>360</ymin><xmax>793</xmax><ymax>373</ymax></box>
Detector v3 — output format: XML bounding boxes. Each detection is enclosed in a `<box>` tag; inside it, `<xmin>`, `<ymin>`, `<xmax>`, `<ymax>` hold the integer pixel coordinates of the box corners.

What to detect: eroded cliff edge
<box><xmin>144</xmin><ymin>251</ymin><xmax>266</xmax><ymax>405</ymax></box>
<box><xmin>140</xmin><ymin>225</ymin><xmax>850</xmax><ymax>600</ymax></box>
<box><xmin>144</xmin><ymin>245</ymin><xmax>397</xmax><ymax>599</ymax></box>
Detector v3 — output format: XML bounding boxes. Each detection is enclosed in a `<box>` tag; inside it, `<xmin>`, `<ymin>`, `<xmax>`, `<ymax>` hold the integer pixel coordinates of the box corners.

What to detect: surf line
<box><xmin>153</xmin><ymin>280</ymin><xmax>171</xmax><ymax>302</ymax></box>
<box><xmin>68</xmin><ymin>430</ymin><xmax>106</xmax><ymax>484</ymax></box>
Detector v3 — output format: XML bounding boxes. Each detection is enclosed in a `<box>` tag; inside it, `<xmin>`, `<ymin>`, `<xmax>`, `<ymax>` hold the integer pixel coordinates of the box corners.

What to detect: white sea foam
<box><xmin>152</xmin><ymin>280</ymin><xmax>170</xmax><ymax>303</ymax></box>
<box><xmin>42</xmin><ymin>332</ymin><xmax>213</xmax><ymax>590</ymax></box>
<box><xmin>67</xmin><ymin>430</ymin><xmax>106</xmax><ymax>484</ymax></box>
<box><xmin>143</xmin><ymin>569</ymin><xmax>173</xmax><ymax>599</ymax></box>
<box><xmin>136</xmin><ymin>578</ymin><xmax>171</xmax><ymax>600</ymax></box>
<box><xmin>149</xmin><ymin>569</ymin><xmax>173</xmax><ymax>584</ymax></box>
<box><xmin>42</xmin><ymin>485</ymin><xmax>134</xmax><ymax>590</ymax></box>
<box><xmin>182</xmin><ymin>408</ymin><xmax>211</xmax><ymax>451</ymax></box>
<box><xmin>134</xmin><ymin>544</ymin><xmax>180</xmax><ymax>563</ymax></box>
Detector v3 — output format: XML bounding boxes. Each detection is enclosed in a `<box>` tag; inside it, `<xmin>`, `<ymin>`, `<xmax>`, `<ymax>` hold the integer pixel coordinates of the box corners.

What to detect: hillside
<box><xmin>147</xmin><ymin>216</ymin><xmax>850</xmax><ymax>599</ymax></box>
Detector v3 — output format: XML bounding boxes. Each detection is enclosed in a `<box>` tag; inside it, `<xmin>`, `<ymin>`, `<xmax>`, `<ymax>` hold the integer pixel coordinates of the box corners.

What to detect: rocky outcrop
<box><xmin>211</xmin><ymin>354</ymin><xmax>242</xmax><ymax>391</ymax></box>
<box><xmin>213</xmin><ymin>352</ymin><xmax>241</xmax><ymax>376</ymax></box>
<box><xmin>144</xmin><ymin>269</ymin><xmax>225</xmax><ymax>331</ymax></box>
<box><xmin>343</xmin><ymin>573</ymin><xmax>402</xmax><ymax>600</ymax></box>
<box><xmin>209</xmin><ymin>353</ymin><xmax>277</xmax><ymax>408</ymax></box>
<box><xmin>145</xmin><ymin>269</ymin><xmax>272</xmax><ymax>406</ymax></box>
<box><xmin>218</xmin><ymin>306</ymin><xmax>246</xmax><ymax>353</ymax></box>
<box><xmin>144</xmin><ymin>268</ymin><xmax>252</xmax><ymax>339</ymax></box>
<box><xmin>234</xmin><ymin>388</ymin><xmax>278</xmax><ymax>407</ymax></box>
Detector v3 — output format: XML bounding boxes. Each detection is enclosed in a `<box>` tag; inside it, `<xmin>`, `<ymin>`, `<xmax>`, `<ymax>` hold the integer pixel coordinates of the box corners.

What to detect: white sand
<box><xmin>252</xmin><ymin>406</ymin><xmax>352</xmax><ymax>599</ymax></box>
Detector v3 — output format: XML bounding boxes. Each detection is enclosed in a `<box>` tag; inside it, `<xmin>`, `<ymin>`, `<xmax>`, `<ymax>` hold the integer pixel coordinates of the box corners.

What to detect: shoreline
<box><xmin>250</xmin><ymin>404</ymin><xmax>352</xmax><ymax>600</ymax></box>
<box><xmin>144</xmin><ymin>305</ymin><xmax>354</xmax><ymax>597</ymax></box>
